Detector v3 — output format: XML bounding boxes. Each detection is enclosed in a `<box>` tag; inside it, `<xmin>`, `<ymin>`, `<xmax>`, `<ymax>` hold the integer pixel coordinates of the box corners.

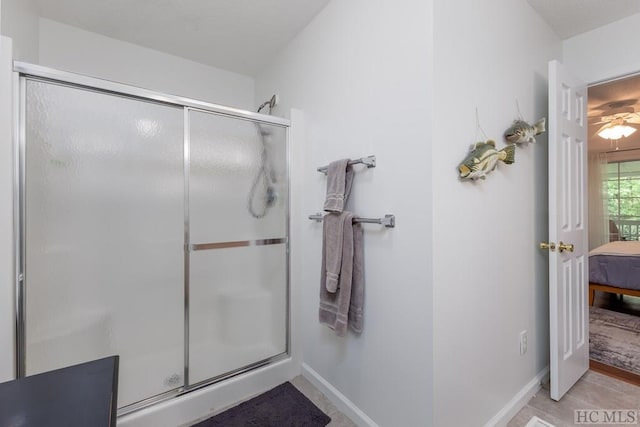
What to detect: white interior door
<box><xmin>547</xmin><ymin>59</ymin><xmax>589</xmax><ymax>401</ymax></box>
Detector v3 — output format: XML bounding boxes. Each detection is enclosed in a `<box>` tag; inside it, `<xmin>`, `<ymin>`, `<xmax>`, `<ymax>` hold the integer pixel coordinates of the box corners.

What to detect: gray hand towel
<box><xmin>322</xmin><ymin>212</ymin><xmax>350</xmax><ymax>293</ymax></box>
<box><xmin>323</xmin><ymin>159</ymin><xmax>354</xmax><ymax>213</ymax></box>
<box><xmin>348</xmin><ymin>222</ymin><xmax>364</xmax><ymax>333</ymax></box>
<box><xmin>319</xmin><ymin>212</ymin><xmax>365</xmax><ymax>336</ymax></box>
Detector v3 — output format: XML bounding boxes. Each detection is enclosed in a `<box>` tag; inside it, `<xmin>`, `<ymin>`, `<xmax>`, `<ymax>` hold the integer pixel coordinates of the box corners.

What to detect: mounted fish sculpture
<box><xmin>504</xmin><ymin>118</ymin><xmax>546</xmax><ymax>143</ymax></box>
<box><xmin>458</xmin><ymin>140</ymin><xmax>515</xmax><ymax>180</ymax></box>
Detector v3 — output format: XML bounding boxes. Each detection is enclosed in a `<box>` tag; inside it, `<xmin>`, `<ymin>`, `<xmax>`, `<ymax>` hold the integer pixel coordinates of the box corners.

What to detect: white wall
<box><xmin>431</xmin><ymin>1</ymin><xmax>561</xmax><ymax>425</ymax></box>
<box><xmin>0</xmin><ymin>35</ymin><xmax>14</xmax><ymax>383</ymax></box>
<box><xmin>38</xmin><ymin>18</ymin><xmax>255</xmax><ymax>110</ymax></box>
<box><xmin>0</xmin><ymin>0</ymin><xmax>38</xmax><ymax>62</ymax></box>
<box><xmin>255</xmin><ymin>1</ymin><xmax>433</xmax><ymax>426</ymax></box>
<box><xmin>564</xmin><ymin>13</ymin><xmax>640</xmax><ymax>85</ymax></box>
<box><xmin>0</xmin><ymin>1</ymin><xmax>17</xmax><ymax>384</ymax></box>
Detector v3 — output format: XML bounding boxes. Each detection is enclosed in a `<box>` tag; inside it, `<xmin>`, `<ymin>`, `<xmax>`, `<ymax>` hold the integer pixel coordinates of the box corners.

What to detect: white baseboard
<box><xmin>525</xmin><ymin>415</ymin><xmax>556</xmax><ymax>427</ymax></box>
<box><xmin>484</xmin><ymin>366</ymin><xmax>550</xmax><ymax>427</ymax></box>
<box><xmin>301</xmin><ymin>363</ymin><xmax>378</xmax><ymax>427</ymax></box>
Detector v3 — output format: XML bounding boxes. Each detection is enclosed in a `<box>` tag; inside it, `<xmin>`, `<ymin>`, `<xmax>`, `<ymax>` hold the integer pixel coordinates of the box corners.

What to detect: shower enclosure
<box><xmin>14</xmin><ymin>63</ymin><xmax>290</xmax><ymax>414</ymax></box>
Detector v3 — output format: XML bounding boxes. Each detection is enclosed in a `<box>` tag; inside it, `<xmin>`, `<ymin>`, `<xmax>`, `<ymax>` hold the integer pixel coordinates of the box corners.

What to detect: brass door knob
<box><xmin>558</xmin><ymin>241</ymin><xmax>574</xmax><ymax>253</ymax></box>
<box><xmin>540</xmin><ymin>241</ymin><xmax>556</xmax><ymax>252</ymax></box>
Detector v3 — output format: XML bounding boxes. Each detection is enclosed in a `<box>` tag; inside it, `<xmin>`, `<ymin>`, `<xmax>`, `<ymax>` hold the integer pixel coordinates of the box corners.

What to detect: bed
<box><xmin>589</xmin><ymin>241</ymin><xmax>640</xmax><ymax>305</ymax></box>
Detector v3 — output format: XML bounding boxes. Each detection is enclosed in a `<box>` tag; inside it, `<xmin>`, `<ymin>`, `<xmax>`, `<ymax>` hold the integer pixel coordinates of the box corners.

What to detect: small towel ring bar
<box><xmin>317</xmin><ymin>155</ymin><xmax>376</xmax><ymax>174</ymax></box>
<box><xmin>308</xmin><ymin>213</ymin><xmax>395</xmax><ymax>228</ymax></box>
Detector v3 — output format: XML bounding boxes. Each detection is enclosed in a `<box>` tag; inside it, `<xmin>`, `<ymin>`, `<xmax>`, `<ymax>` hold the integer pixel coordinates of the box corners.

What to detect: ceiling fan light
<box><xmin>597</xmin><ymin>124</ymin><xmax>637</xmax><ymax>140</ymax></box>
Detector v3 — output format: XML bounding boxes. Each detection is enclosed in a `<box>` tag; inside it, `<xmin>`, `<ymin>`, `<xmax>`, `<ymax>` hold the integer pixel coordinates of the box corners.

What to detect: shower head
<box><xmin>257</xmin><ymin>94</ymin><xmax>278</xmax><ymax>114</ymax></box>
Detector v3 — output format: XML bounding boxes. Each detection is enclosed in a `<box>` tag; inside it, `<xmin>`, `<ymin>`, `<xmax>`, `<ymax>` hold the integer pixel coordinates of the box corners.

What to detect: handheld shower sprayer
<box><xmin>248</xmin><ymin>94</ymin><xmax>279</xmax><ymax>219</ymax></box>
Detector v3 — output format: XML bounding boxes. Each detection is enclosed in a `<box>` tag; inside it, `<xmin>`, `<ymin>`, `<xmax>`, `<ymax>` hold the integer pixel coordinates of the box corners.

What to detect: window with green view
<box><xmin>604</xmin><ymin>160</ymin><xmax>640</xmax><ymax>240</ymax></box>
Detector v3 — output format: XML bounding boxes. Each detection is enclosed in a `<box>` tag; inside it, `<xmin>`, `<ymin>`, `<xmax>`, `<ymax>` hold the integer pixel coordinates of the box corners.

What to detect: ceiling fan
<box><xmin>589</xmin><ymin>99</ymin><xmax>640</xmax><ymax>140</ymax></box>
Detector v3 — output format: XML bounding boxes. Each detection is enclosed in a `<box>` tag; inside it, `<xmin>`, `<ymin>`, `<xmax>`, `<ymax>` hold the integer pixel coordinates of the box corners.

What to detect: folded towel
<box><xmin>323</xmin><ymin>159</ymin><xmax>354</xmax><ymax>213</ymax></box>
<box><xmin>319</xmin><ymin>212</ymin><xmax>365</xmax><ymax>336</ymax></box>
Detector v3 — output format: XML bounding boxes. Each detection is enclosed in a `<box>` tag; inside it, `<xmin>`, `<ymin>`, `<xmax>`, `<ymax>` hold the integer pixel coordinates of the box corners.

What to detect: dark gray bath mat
<box><xmin>193</xmin><ymin>382</ymin><xmax>331</xmax><ymax>427</ymax></box>
<box><xmin>590</xmin><ymin>306</ymin><xmax>640</xmax><ymax>376</ymax></box>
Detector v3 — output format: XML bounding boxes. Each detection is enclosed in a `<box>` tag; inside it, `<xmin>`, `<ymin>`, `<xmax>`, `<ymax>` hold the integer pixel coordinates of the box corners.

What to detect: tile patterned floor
<box><xmin>290</xmin><ymin>375</ymin><xmax>358</xmax><ymax>427</ymax></box>
<box><xmin>508</xmin><ymin>370</ymin><xmax>640</xmax><ymax>426</ymax></box>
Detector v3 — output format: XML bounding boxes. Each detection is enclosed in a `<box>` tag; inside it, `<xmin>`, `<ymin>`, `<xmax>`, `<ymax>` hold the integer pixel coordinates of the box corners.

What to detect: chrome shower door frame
<box><xmin>13</xmin><ymin>62</ymin><xmax>291</xmax><ymax>415</ymax></box>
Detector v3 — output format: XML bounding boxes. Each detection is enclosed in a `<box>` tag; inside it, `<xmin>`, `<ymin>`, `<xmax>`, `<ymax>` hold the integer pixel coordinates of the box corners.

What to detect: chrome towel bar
<box><xmin>308</xmin><ymin>213</ymin><xmax>395</xmax><ymax>228</ymax></box>
<box><xmin>317</xmin><ymin>155</ymin><xmax>376</xmax><ymax>174</ymax></box>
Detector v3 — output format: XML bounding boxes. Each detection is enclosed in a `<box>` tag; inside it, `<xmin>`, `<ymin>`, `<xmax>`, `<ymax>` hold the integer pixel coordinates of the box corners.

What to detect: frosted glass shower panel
<box><xmin>188</xmin><ymin>110</ymin><xmax>288</xmax><ymax>385</ymax></box>
<box><xmin>188</xmin><ymin>244</ymin><xmax>287</xmax><ymax>384</ymax></box>
<box><xmin>189</xmin><ymin>110</ymin><xmax>288</xmax><ymax>243</ymax></box>
<box><xmin>24</xmin><ymin>80</ymin><xmax>185</xmax><ymax>408</ymax></box>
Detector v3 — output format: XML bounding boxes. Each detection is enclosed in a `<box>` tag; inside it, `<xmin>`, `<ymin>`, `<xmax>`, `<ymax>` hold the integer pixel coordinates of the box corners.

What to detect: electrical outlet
<box><xmin>520</xmin><ymin>330</ymin><xmax>528</xmax><ymax>356</ymax></box>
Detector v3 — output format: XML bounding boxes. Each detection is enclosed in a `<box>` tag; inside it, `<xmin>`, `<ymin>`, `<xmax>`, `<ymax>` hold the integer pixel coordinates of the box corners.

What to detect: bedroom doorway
<box><xmin>587</xmin><ymin>71</ymin><xmax>640</xmax><ymax>384</ymax></box>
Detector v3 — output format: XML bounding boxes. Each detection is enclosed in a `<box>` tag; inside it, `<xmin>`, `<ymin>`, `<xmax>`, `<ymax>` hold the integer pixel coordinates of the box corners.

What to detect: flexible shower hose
<box><xmin>247</xmin><ymin>122</ymin><xmax>277</xmax><ymax>219</ymax></box>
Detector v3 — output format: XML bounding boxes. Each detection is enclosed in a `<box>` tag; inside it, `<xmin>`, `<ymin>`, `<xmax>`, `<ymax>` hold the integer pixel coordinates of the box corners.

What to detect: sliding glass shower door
<box><xmin>23</xmin><ymin>79</ymin><xmax>185</xmax><ymax>407</ymax></box>
<box><xmin>18</xmin><ymin>71</ymin><xmax>289</xmax><ymax>413</ymax></box>
<box><xmin>187</xmin><ymin>110</ymin><xmax>288</xmax><ymax>385</ymax></box>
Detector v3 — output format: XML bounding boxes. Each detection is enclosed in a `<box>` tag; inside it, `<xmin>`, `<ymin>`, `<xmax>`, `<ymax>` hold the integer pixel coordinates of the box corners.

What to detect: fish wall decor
<box><xmin>504</xmin><ymin>118</ymin><xmax>546</xmax><ymax>144</ymax></box>
<box><xmin>458</xmin><ymin>140</ymin><xmax>515</xmax><ymax>180</ymax></box>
